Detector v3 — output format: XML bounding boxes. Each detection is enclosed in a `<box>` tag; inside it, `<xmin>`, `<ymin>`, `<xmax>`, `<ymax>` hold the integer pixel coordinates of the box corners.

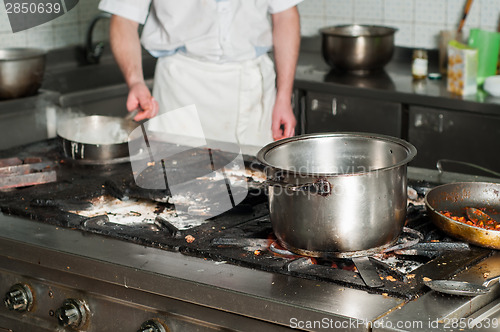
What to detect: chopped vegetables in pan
<box><xmin>440</xmin><ymin>209</ymin><xmax>500</xmax><ymax>231</ymax></box>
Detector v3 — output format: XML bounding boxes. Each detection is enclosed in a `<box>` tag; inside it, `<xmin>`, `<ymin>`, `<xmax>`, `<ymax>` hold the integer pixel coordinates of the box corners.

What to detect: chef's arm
<box><xmin>109</xmin><ymin>15</ymin><xmax>158</xmax><ymax>120</ymax></box>
<box><xmin>271</xmin><ymin>6</ymin><xmax>300</xmax><ymax>140</ymax></box>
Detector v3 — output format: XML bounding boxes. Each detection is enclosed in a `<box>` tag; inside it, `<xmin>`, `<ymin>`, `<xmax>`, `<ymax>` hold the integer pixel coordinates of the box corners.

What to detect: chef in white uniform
<box><xmin>98</xmin><ymin>0</ymin><xmax>302</xmax><ymax>147</ymax></box>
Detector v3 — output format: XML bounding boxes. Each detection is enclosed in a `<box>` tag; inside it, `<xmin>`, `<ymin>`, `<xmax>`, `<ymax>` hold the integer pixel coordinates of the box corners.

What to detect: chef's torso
<box><xmin>98</xmin><ymin>0</ymin><xmax>302</xmax><ymax>62</ymax></box>
<box><xmin>98</xmin><ymin>0</ymin><xmax>302</xmax><ymax>147</ymax></box>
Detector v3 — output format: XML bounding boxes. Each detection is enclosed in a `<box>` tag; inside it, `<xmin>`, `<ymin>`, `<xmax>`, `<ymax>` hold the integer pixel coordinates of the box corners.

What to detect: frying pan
<box><xmin>57</xmin><ymin>115</ymin><xmax>139</xmax><ymax>162</ymax></box>
<box><xmin>425</xmin><ymin>182</ymin><xmax>500</xmax><ymax>249</ymax></box>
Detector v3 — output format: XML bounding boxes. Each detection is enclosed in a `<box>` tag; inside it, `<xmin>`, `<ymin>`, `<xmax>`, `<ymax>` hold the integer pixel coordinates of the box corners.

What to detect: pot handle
<box><xmin>265</xmin><ymin>178</ymin><xmax>331</xmax><ymax>196</ymax></box>
<box><xmin>436</xmin><ymin>159</ymin><xmax>500</xmax><ymax>177</ymax></box>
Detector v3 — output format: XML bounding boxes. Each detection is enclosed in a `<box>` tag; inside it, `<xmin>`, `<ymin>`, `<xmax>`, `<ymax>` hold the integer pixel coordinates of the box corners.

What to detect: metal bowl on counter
<box><xmin>257</xmin><ymin>132</ymin><xmax>417</xmax><ymax>258</ymax></box>
<box><xmin>320</xmin><ymin>25</ymin><xmax>397</xmax><ymax>75</ymax></box>
<box><xmin>0</xmin><ymin>48</ymin><xmax>46</xmax><ymax>100</ymax></box>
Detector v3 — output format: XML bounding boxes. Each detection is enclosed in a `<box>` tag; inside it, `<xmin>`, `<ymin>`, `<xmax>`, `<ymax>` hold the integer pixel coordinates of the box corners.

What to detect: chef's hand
<box><xmin>126</xmin><ymin>82</ymin><xmax>159</xmax><ymax>121</ymax></box>
<box><xmin>272</xmin><ymin>97</ymin><xmax>296</xmax><ymax>141</ymax></box>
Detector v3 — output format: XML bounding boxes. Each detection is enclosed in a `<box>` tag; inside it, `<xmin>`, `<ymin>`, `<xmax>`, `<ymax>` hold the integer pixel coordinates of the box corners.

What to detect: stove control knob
<box><xmin>137</xmin><ymin>319</ymin><xmax>168</xmax><ymax>332</ymax></box>
<box><xmin>4</xmin><ymin>283</ymin><xmax>33</xmax><ymax>312</ymax></box>
<box><xmin>55</xmin><ymin>299</ymin><xmax>88</xmax><ymax>328</ymax></box>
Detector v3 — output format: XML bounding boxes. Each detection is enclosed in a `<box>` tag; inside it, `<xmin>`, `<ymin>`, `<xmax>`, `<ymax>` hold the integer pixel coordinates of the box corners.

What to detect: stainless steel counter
<box><xmin>294</xmin><ymin>49</ymin><xmax>500</xmax><ymax>117</ymax></box>
<box><xmin>375</xmin><ymin>253</ymin><xmax>500</xmax><ymax>332</ymax></box>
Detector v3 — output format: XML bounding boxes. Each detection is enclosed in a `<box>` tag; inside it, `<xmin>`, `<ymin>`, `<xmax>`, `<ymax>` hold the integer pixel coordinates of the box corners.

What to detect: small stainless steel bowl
<box><xmin>0</xmin><ymin>48</ymin><xmax>46</xmax><ymax>100</ymax></box>
<box><xmin>320</xmin><ymin>25</ymin><xmax>397</xmax><ymax>75</ymax></box>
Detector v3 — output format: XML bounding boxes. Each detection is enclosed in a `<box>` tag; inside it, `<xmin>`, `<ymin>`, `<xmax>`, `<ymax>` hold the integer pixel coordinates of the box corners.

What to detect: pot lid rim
<box><xmin>256</xmin><ymin>132</ymin><xmax>417</xmax><ymax>176</ymax></box>
<box><xmin>319</xmin><ymin>24</ymin><xmax>398</xmax><ymax>37</ymax></box>
<box><xmin>0</xmin><ymin>48</ymin><xmax>47</xmax><ymax>61</ymax></box>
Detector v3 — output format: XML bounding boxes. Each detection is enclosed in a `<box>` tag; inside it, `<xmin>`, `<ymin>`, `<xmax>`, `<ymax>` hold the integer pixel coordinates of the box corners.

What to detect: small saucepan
<box><xmin>57</xmin><ymin>115</ymin><xmax>139</xmax><ymax>162</ymax></box>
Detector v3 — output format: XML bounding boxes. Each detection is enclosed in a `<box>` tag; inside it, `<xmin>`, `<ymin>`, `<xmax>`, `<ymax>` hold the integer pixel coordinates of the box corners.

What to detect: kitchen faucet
<box><xmin>84</xmin><ymin>12</ymin><xmax>112</xmax><ymax>64</ymax></box>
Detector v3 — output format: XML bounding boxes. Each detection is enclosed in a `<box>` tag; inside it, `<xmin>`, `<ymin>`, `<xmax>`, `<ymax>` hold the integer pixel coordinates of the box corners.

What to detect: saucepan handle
<box><xmin>436</xmin><ymin>159</ymin><xmax>500</xmax><ymax>177</ymax></box>
<box><xmin>265</xmin><ymin>178</ymin><xmax>331</xmax><ymax>196</ymax></box>
<box><xmin>482</xmin><ymin>275</ymin><xmax>500</xmax><ymax>288</ymax></box>
<box><xmin>124</xmin><ymin>108</ymin><xmax>140</xmax><ymax>121</ymax></box>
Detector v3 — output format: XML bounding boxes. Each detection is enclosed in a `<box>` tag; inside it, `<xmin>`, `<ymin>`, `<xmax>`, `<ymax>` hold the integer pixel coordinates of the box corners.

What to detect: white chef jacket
<box><xmin>98</xmin><ymin>0</ymin><xmax>303</xmax><ymax>62</ymax></box>
<box><xmin>98</xmin><ymin>0</ymin><xmax>302</xmax><ymax>148</ymax></box>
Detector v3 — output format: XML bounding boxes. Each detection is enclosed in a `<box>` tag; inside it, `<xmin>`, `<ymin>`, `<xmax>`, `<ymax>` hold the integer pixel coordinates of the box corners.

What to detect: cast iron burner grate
<box><xmin>265</xmin><ymin>227</ymin><xmax>424</xmax><ymax>258</ymax></box>
<box><xmin>198</xmin><ymin>212</ymin><xmax>491</xmax><ymax>300</ymax></box>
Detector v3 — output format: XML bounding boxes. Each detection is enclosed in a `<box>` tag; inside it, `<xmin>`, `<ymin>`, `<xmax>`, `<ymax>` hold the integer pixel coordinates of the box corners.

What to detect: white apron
<box><xmin>148</xmin><ymin>53</ymin><xmax>275</xmax><ymax>149</ymax></box>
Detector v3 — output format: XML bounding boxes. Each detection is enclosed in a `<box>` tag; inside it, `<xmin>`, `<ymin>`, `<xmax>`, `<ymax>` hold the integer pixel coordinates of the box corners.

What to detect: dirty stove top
<box><xmin>0</xmin><ymin>139</ymin><xmax>493</xmax><ymax>301</ymax></box>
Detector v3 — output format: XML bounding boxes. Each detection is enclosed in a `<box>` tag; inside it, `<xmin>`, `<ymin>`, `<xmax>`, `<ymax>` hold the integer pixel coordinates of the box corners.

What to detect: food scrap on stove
<box><xmin>385</xmin><ymin>275</ymin><xmax>397</xmax><ymax>282</ymax></box>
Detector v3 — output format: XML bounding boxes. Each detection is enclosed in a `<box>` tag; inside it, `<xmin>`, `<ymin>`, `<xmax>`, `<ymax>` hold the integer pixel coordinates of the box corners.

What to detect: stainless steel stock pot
<box><xmin>257</xmin><ymin>133</ymin><xmax>417</xmax><ymax>257</ymax></box>
<box><xmin>0</xmin><ymin>48</ymin><xmax>46</xmax><ymax>100</ymax></box>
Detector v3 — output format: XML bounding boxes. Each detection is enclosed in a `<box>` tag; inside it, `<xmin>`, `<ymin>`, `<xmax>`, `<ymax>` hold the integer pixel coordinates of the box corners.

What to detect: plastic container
<box><xmin>484</xmin><ymin>75</ymin><xmax>500</xmax><ymax>97</ymax></box>
<box><xmin>468</xmin><ymin>29</ymin><xmax>500</xmax><ymax>85</ymax></box>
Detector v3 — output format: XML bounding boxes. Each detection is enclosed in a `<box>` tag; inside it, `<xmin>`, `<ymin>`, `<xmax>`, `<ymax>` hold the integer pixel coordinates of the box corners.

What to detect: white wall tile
<box><xmin>300</xmin><ymin>15</ymin><xmax>325</xmax><ymax>36</ymax></box>
<box><xmin>414</xmin><ymin>0</ymin><xmax>446</xmax><ymax>25</ymax></box>
<box><xmin>52</xmin><ymin>3</ymin><xmax>81</xmax><ymax>27</ymax></box>
<box><xmin>480</xmin><ymin>25</ymin><xmax>498</xmax><ymax>33</ymax></box>
<box><xmin>298</xmin><ymin>0</ymin><xmax>324</xmax><ymax>17</ymax></box>
<box><xmin>479</xmin><ymin>0</ymin><xmax>500</xmax><ymax>28</ymax></box>
<box><xmin>0</xmin><ymin>5</ymin><xmax>12</xmax><ymax>33</ymax></box>
<box><xmin>413</xmin><ymin>23</ymin><xmax>441</xmax><ymax>49</ymax></box>
<box><xmin>4</xmin><ymin>0</ymin><xmax>499</xmax><ymax>52</ymax></box>
<box><xmin>325</xmin><ymin>17</ymin><xmax>354</xmax><ymax>28</ymax></box>
<box><xmin>78</xmin><ymin>0</ymin><xmax>102</xmax><ymax>25</ymax></box>
<box><xmin>0</xmin><ymin>31</ymin><xmax>27</xmax><ymax>48</ymax></box>
<box><xmin>384</xmin><ymin>0</ymin><xmax>414</xmax><ymax>23</ymax></box>
<box><xmin>353</xmin><ymin>17</ymin><xmax>384</xmax><ymax>26</ymax></box>
<box><xmin>53</xmin><ymin>23</ymin><xmax>80</xmax><ymax>49</ymax></box>
<box><xmin>78</xmin><ymin>22</ymin><xmax>87</xmax><ymax>45</ymax></box>
<box><xmin>447</xmin><ymin>0</ymin><xmax>480</xmax><ymax>31</ymax></box>
<box><xmin>92</xmin><ymin>18</ymin><xmax>110</xmax><ymax>43</ymax></box>
<box><xmin>354</xmin><ymin>0</ymin><xmax>383</xmax><ymax>21</ymax></box>
<box><xmin>325</xmin><ymin>0</ymin><xmax>354</xmax><ymax>19</ymax></box>
<box><xmin>387</xmin><ymin>21</ymin><xmax>413</xmax><ymax>47</ymax></box>
<box><xmin>26</xmin><ymin>26</ymin><xmax>54</xmax><ymax>50</ymax></box>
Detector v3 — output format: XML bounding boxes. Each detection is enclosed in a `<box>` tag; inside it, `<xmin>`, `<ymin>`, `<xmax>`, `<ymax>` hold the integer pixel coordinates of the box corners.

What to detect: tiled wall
<box><xmin>0</xmin><ymin>0</ymin><xmax>107</xmax><ymax>50</ymax></box>
<box><xmin>300</xmin><ymin>0</ymin><xmax>500</xmax><ymax>48</ymax></box>
<box><xmin>1</xmin><ymin>0</ymin><xmax>499</xmax><ymax>51</ymax></box>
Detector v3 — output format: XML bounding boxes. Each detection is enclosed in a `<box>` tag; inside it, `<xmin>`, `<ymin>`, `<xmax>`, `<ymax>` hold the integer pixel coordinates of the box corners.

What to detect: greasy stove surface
<box><xmin>0</xmin><ymin>139</ymin><xmax>493</xmax><ymax>300</ymax></box>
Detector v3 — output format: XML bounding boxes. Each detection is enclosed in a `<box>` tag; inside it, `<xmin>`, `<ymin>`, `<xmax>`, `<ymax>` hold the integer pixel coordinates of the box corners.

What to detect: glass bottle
<box><xmin>412</xmin><ymin>49</ymin><xmax>428</xmax><ymax>80</ymax></box>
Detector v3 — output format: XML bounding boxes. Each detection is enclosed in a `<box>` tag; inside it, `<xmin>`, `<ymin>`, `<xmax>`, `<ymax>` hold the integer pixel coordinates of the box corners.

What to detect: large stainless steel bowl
<box><xmin>0</xmin><ymin>48</ymin><xmax>46</xmax><ymax>100</ymax></box>
<box><xmin>320</xmin><ymin>25</ymin><xmax>397</xmax><ymax>75</ymax></box>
